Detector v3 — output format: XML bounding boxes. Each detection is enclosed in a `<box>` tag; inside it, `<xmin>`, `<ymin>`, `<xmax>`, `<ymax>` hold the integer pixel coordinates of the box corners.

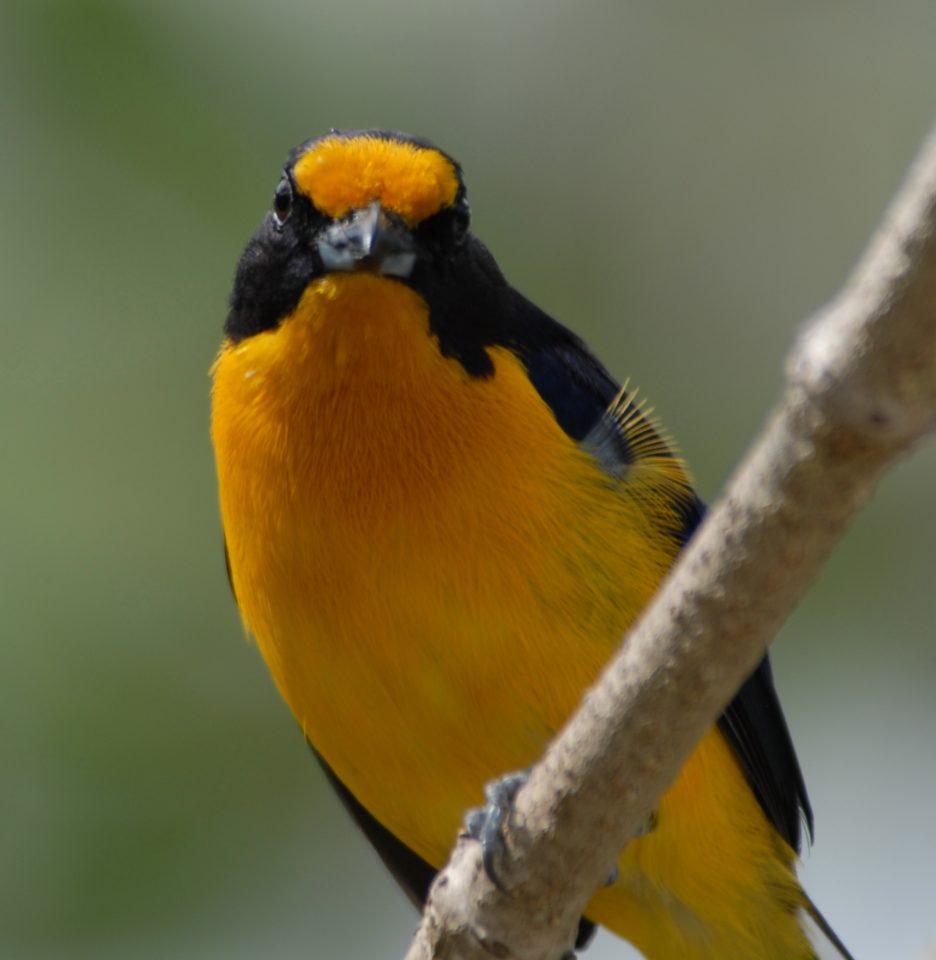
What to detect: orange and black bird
<box><xmin>211</xmin><ymin>129</ymin><xmax>853</xmax><ymax>959</ymax></box>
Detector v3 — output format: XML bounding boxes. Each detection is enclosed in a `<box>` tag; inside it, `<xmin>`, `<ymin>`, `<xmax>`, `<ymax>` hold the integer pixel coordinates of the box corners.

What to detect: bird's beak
<box><xmin>317</xmin><ymin>202</ymin><xmax>417</xmax><ymax>279</ymax></box>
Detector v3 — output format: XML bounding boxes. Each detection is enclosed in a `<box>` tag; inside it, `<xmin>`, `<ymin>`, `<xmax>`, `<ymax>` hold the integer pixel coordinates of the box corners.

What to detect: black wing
<box><xmin>312</xmin><ymin>747</ymin><xmax>436</xmax><ymax>909</ymax></box>
<box><xmin>718</xmin><ymin>655</ymin><xmax>813</xmax><ymax>850</ymax></box>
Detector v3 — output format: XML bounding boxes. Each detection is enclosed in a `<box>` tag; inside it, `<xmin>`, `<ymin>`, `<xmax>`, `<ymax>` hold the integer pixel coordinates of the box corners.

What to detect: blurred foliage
<box><xmin>1</xmin><ymin>1</ymin><xmax>934</xmax><ymax>958</ymax></box>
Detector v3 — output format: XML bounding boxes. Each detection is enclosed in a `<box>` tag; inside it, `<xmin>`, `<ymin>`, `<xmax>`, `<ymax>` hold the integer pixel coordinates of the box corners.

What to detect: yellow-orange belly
<box><xmin>212</xmin><ymin>274</ymin><xmax>809</xmax><ymax>959</ymax></box>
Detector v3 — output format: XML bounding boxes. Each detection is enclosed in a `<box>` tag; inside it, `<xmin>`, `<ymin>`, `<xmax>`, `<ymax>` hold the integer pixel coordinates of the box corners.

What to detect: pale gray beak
<box><xmin>317</xmin><ymin>202</ymin><xmax>417</xmax><ymax>278</ymax></box>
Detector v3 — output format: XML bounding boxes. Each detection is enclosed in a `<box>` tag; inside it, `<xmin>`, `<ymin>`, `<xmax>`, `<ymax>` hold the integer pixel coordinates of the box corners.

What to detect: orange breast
<box><xmin>211</xmin><ymin>272</ymin><xmax>808</xmax><ymax>959</ymax></box>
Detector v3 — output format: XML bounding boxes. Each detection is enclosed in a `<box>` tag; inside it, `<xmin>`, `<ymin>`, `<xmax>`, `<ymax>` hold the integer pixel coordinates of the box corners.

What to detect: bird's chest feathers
<box><xmin>213</xmin><ymin>276</ymin><xmax>669</xmax><ymax>847</ymax></box>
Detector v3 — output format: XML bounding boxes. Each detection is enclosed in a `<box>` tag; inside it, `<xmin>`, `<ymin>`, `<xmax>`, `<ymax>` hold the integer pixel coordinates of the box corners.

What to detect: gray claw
<box><xmin>463</xmin><ymin>770</ymin><xmax>529</xmax><ymax>891</ymax></box>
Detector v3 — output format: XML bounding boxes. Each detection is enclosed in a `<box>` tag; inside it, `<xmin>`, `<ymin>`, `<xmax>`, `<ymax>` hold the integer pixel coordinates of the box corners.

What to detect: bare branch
<box><xmin>404</xmin><ymin>124</ymin><xmax>936</xmax><ymax>960</ymax></box>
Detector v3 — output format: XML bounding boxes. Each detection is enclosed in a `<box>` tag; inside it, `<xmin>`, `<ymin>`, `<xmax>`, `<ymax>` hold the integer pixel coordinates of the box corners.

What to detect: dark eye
<box><xmin>273</xmin><ymin>178</ymin><xmax>293</xmax><ymax>225</ymax></box>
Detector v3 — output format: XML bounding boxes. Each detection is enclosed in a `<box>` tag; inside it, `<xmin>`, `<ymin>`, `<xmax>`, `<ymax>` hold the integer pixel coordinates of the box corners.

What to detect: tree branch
<box><xmin>404</xmin><ymin>124</ymin><xmax>936</xmax><ymax>960</ymax></box>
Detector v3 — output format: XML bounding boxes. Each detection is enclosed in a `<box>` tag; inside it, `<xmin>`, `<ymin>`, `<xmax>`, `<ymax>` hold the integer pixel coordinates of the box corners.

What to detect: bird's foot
<box><xmin>464</xmin><ymin>770</ymin><xmax>529</xmax><ymax>891</ymax></box>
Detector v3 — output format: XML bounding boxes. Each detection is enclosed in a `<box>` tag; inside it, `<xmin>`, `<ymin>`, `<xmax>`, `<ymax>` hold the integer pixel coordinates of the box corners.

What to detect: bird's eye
<box><xmin>273</xmin><ymin>178</ymin><xmax>293</xmax><ymax>225</ymax></box>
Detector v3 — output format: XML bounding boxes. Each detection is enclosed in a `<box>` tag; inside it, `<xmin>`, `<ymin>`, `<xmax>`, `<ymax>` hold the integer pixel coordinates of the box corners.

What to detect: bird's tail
<box><xmin>800</xmin><ymin>891</ymin><xmax>856</xmax><ymax>960</ymax></box>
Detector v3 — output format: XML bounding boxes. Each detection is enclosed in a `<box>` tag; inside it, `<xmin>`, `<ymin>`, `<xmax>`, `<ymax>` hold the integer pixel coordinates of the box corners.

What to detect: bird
<box><xmin>211</xmin><ymin>128</ymin><xmax>852</xmax><ymax>959</ymax></box>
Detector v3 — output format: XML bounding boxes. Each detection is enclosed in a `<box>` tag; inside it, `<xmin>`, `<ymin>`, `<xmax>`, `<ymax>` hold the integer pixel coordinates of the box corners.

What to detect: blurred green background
<box><xmin>2</xmin><ymin>1</ymin><xmax>934</xmax><ymax>958</ymax></box>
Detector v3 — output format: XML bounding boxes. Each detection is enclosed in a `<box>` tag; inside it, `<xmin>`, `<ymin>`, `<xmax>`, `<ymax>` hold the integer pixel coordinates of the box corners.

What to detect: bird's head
<box><xmin>225</xmin><ymin>130</ymin><xmax>500</xmax><ymax>364</ymax></box>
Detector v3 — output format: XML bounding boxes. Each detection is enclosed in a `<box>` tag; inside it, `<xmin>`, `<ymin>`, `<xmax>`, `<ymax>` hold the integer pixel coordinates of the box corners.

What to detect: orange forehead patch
<box><xmin>293</xmin><ymin>136</ymin><xmax>460</xmax><ymax>225</ymax></box>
